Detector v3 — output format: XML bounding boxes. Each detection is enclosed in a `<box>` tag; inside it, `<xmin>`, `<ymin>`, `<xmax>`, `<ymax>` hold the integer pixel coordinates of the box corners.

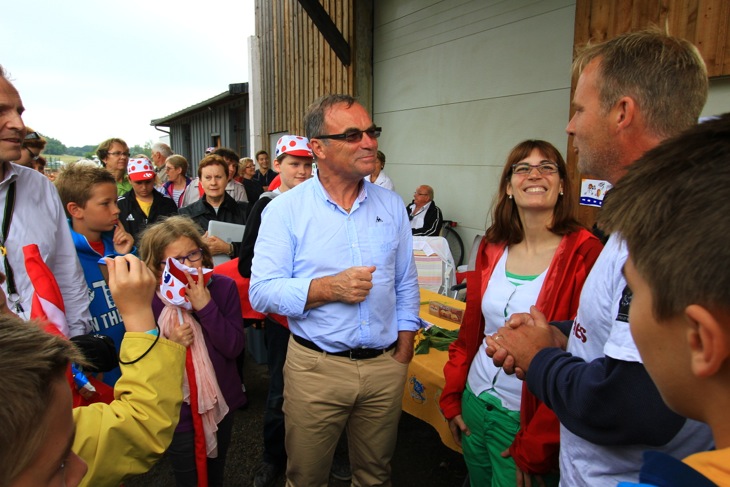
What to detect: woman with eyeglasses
<box><xmin>16</xmin><ymin>128</ymin><xmax>46</xmax><ymax>171</ymax></box>
<box><xmin>179</xmin><ymin>155</ymin><xmax>248</xmax><ymax>259</ymax></box>
<box><xmin>162</xmin><ymin>155</ymin><xmax>193</xmax><ymax>208</ymax></box>
<box><xmin>239</xmin><ymin>156</ymin><xmax>264</xmax><ymax>203</ymax></box>
<box><xmin>139</xmin><ymin>215</ymin><xmax>245</xmax><ymax>487</ymax></box>
<box><xmin>97</xmin><ymin>137</ymin><xmax>132</xmax><ymax>196</ymax></box>
<box><xmin>440</xmin><ymin>140</ymin><xmax>603</xmax><ymax>486</ymax></box>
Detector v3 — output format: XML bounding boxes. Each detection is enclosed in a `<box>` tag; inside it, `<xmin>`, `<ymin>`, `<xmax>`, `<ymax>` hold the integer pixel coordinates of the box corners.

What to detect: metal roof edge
<box><xmin>150</xmin><ymin>82</ymin><xmax>248</xmax><ymax>126</ymax></box>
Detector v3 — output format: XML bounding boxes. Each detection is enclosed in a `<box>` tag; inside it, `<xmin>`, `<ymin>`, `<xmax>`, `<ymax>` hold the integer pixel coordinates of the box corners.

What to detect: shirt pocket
<box><xmin>367</xmin><ymin>224</ymin><xmax>397</xmax><ymax>275</ymax></box>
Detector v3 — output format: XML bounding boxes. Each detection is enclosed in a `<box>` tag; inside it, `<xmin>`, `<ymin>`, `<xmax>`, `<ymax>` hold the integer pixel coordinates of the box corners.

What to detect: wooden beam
<box><xmin>298</xmin><ymin>0</ymin><xmax>351</xmax><ymax>66</ymax></box>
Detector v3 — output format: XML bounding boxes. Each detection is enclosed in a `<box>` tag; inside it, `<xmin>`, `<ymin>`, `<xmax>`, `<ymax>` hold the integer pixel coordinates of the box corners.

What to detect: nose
<box><xmin>527</xmin><ymin>166</ymin><xmax>543</xmax><ymax>178</ymax></box>
<box><xmin>362</xmin><ymin>131</ymin><xmax>378</xmax><ymax>149</ymax></box>
<box><xmin>10</xmin><ymin>113</ymin><xmax>24</xmax><ymax>133</ymax></box>
<box><xmin>565</xmin><ymin>114</ymin><xmax>576</xmax><ymax>136</ymax></box>
<box><xmin>64</xmin><ymin>451</ymin><xmax>88</xmax><ymax>487</ymax></box>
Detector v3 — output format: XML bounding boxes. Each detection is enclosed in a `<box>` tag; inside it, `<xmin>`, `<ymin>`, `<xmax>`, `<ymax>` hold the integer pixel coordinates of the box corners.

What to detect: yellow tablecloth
<box><xmin>402</xmin><ymin>288</ymin><xmax>464</xmax><ymax>452</ymax></box>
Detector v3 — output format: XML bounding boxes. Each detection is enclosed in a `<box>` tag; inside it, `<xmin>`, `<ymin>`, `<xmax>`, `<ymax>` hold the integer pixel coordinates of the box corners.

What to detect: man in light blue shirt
<box><xmin>250</xmin><ymin>94</ymin><xmax>420</xmax><ymax>486</ymax></box>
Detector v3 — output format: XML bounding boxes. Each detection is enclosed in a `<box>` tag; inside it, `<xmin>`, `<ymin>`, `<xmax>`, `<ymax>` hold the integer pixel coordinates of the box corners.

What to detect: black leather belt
<box><xmin>293</xmin><ymin>334</ymin><xmax>396</xmax><ymax>360</ymax></box>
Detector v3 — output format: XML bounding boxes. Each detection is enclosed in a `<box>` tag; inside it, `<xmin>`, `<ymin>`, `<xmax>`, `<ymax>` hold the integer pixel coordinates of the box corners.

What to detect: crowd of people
<box><xmin>1</xmin><ymin>27</ymin><xmax>729</xmax><ymax>487</ymax></box>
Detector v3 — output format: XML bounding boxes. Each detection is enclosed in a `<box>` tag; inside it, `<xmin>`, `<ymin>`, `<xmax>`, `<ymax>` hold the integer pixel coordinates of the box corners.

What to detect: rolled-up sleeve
<box><xmin>393</xmin><ymin>205</ymin><xmax>421</xmax><ymax>332</ymax></box>
<box><xmin>250</xmin><ymin>200</ymin><xmax>311</xmax><ymax>318</ymax></box>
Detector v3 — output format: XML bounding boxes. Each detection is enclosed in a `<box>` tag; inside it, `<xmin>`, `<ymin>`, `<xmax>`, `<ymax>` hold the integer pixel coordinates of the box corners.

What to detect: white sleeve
<box><xmin>47</xmin><ymin>182</ymin><xmax>92</xmax><ymax>337</ymax></box>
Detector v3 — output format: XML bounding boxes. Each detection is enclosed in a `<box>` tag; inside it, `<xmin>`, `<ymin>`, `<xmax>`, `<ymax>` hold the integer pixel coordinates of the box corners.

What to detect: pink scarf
<box><xmin>158</xmin><ymin>258</ymin><xmax>229</xmax><ymax>457</ymax></box>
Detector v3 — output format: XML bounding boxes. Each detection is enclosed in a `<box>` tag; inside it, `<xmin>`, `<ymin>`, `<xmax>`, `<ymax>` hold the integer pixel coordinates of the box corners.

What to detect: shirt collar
<box><xmin>0</xmin><ymin>161</ymin><xmax>20</xmax><ymax>186</ymax></box>
<box><xmin>313</xmin><ymin>172</ymin><xmax>367</xmax><ymax>213</ymax></box>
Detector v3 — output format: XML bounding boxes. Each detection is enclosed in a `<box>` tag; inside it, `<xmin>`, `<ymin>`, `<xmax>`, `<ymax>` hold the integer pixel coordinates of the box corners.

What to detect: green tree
<box><xmin>129</xmin><ymin>142</ymin><xmax>152</xmax><ymax>158</ymax></box>
<box><xmin>68</xmin><ymin>145</ymin><xmax>97</xmax><ymax>157</ymax></box>
<box><xmin>44</xmin><ymin>136</ymin><xmax>67</xmax><ymax>155</ymax></box>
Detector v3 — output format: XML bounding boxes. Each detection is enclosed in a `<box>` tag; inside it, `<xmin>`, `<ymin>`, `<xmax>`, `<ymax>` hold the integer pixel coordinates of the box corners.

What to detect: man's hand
<box><xmin>105</xmin><ymin>254</ymin><xmax>156</xmax><ymax>333</ymax></box>
<box><xmin>447</xmin><ymin>414</ymin><xmax>471</xmax><ymax>448</ymax></box>
<box><xmin>392</xmin><ymin>330</ymin><xmax>415</xmax><ymax>364</ymax></box>
<box><xmin>485</xmin><ymin>306</ymin><xmax>555</xmax><ymax>376</ymax></box>
<box><xmin>112</xmin><ymin>225</ymin><xmax>135</xmax><ymax>254</ymax></box>
<box><xmin>329</xmin><ymin>265</ymin><xmax>376</xmax><ymax>303</ymax></box>
<box><xmin>306</xmin><ymin>266</ymin><xmax>376</xmax><ymax>308</ymax></box>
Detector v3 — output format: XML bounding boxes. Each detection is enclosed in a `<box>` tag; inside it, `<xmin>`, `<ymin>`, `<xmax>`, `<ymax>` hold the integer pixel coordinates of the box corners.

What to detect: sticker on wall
<box><xmin>580</xmin><ymin>179</ymin><xmax>613</xmax><ymax>207</ymax></box>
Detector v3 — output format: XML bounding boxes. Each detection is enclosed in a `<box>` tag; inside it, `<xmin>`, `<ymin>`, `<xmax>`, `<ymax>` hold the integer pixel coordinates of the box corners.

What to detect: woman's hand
<box><xmin>184</xmin><ymin>266</ymin><xmax>211</xmax><ymax>311</ymax></box>
<box><xmin>447</xmin><ymin>414</ymin><xmax>471</xmax><ymax>448</ymax></box>
<box><xmin>501</xmin><ymin>449</ymin><xmax>546</xmax><ymax>487</ymax></box>
<box><xmin>203</xmin><ymin>232</ymin><xmax>231</xmax><ymax>256</ymax></box>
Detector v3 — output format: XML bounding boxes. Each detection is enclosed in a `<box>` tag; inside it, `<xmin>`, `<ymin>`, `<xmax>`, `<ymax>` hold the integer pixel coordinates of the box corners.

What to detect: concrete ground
<box><xmin>126</xmin><ymin>351</ymin><xmax>468</xmax><ymax>487</ymax></box>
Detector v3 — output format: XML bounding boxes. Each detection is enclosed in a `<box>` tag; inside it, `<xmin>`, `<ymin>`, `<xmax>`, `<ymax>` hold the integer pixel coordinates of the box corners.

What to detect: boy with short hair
<box><xmin>239</xmin><ymin>135</ymin><xmax>314</xmax><ymax>487</ymax></box>
<box><xmin>55</xmin><ymin>161</ymin><xmax>135</xmax><ymax>385</ymax></box>
<box><xmin>600</xmin><ymin>113</ymin><xmax>730</xmax><ymax>486</ymax></box>
<box><xmin>118</xmin><ymin>158</ymin><xmax>178</xmax><ymax>245</ymax></box>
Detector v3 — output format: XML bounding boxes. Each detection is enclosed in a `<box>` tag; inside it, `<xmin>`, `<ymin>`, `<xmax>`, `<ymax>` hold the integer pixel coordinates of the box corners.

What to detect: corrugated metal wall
<box><xmin>166</xmin><ymin>97</ymin><xmax>249</xmax><ymax>176</ymax></box>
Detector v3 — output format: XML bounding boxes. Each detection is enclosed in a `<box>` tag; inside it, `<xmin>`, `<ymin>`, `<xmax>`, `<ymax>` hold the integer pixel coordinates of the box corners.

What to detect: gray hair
<box><xmin>151</xmin><ymin>142</ymin><xmax>173</xmax><ymax>157</ymax></box>
<box><xmin>303</xmin><ymin>94</ymin><xmax>357</xmax><ymax>140</ymax></box>
<box><xmin>574</xmin><ymin>28</ymin><xmax>708</xmax><ymax>139</ymax></box>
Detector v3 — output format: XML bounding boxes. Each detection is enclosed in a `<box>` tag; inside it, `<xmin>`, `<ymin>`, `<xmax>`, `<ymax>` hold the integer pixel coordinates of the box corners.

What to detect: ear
<box><xmin>613</xmin><ymin>96</ymin><xmax>637</xmax><ymax>131</ymax></box>
<box><xmin>66</xmin><ymin>201</ymin><xmax>84</xmax><ymax>219</ymax></box>
<box><xmin>506</xmin><ymin>181</ymin><xmax>513</xmax><ymax>198</ymax></box>
<box><xmin>310</xmin><ymin>139</ymin><xmax>327</xmax><ymax>161</ymax></box>
<box><xmin>685</xmin><ymin>304</ymin><xmax>730</xmax><ymax>378</ymax></box>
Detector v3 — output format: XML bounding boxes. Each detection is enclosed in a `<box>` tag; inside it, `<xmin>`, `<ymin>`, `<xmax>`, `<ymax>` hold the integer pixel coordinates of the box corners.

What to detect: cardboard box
<box><xmin>428</xmin><ymin>301</ymin><xmax>464</xmax><ymax>325</ymax></box>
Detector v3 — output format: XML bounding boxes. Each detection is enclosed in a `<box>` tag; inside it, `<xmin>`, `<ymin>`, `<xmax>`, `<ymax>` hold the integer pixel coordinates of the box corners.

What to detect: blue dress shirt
<box><xmin>250</xmin><ymin>175</ymin><xmax>421</xmax><ymax>352</ymax></box>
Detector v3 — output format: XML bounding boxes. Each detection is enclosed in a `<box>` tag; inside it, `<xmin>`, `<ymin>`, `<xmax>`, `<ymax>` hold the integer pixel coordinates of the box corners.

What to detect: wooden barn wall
<box><xmin>571</xmin><ymin>0</ymin><xmax>730</xmax><ymax>227</ymax></box>
<box><xmin>166</xmin><ymin>96</ymin><xmax>248</xmax><ymax>176</ymax></box>
<box><xmin>255</xmin><ymin>0</ymin><xmax>356</xmax><ymax>146</ymax></box>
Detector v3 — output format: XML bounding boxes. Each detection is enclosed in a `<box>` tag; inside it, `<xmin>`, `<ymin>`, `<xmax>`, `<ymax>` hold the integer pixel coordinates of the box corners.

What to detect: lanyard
<box><xmin>0</xmin><ymin>181</ymin><xmax>21</xmax><ymax>313</ymax></box>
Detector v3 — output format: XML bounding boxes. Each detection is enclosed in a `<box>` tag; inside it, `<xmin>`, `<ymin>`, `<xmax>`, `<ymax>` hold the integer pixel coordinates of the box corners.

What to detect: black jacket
<box><xmin>242</xmin><ymin>178</ymin><xmax>264</xmax><ymax>204</ymax></box>
<box><xmin>408</xmin><ymin>200</ymin><xmax>443</xmax><ymax>236</ymax></box>
<box><xmin>118</xmin><ymin>189</ymin><xmax>178</xmax><ymax>245</ymax></box>
<box><xmin>179</xmin><ymin>193</ymin><xmax>249</xmax><ymax>255</ymax></box>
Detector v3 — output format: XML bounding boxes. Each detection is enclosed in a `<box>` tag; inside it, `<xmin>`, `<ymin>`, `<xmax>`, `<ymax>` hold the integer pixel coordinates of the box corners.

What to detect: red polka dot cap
<box><xmin>275</xmin><ymin>135</ymin><xmax>313</xmax><ymax>161</ymax></box>
<box><xmin>127</xmin><ymin>158</ymin><xmax>155</xmax><ymax>181</ymax></box>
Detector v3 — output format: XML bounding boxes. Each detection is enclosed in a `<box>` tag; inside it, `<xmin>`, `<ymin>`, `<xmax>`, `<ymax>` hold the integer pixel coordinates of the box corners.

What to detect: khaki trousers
<box><xmin>283</xmin><ymin>336</ymin><xmax>409</xmax><ymax>487</ymax></box>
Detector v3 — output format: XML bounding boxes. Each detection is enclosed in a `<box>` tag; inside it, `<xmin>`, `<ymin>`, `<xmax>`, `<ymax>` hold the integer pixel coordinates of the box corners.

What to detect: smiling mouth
<box><xmin>1</xmin><ymin>137</ymin><xmax>21</xmax><ymax>145</ymax></box>
<box><xmin>524</xmin><ymin>187</ymin><xmax>547</xmax><ymax>193</ymax></box>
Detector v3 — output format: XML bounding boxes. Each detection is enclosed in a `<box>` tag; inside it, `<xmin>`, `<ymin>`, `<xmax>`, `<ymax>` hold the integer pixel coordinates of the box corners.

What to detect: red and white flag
<box><xmin>23</xmin><ymin>243</ymin><xmax>114</xmax><ymax>406</ymax></box>
<box><xmin>22</xmin><ymin>244</ymin><xmax>69</xmax><ymax>337</ymax></box>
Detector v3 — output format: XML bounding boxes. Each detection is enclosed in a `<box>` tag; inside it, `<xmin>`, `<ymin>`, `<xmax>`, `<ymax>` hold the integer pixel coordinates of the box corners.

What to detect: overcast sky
<box><xmin>1</xmin><ymin>0</ymin><xmax>255</xmax><ymax>147</ymax></box>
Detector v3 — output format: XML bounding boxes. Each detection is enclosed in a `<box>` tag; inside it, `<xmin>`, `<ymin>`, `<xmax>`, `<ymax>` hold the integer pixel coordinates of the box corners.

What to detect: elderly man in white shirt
<box><xmin>0</xmin><ymin>65</ymin><xmax>92</xmax><ymax>336</ymax></box>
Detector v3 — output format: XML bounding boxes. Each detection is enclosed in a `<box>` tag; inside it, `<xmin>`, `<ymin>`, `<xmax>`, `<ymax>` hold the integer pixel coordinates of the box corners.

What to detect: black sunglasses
<box><xmin>313</xmin><ymin>126</ymin><xmax>382</xmax><ymax>143</ymax></box>
<box><xmin>25</xmin><ymin>147</ymin><xmax>40</xmax><ymax>161</ymax></box>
